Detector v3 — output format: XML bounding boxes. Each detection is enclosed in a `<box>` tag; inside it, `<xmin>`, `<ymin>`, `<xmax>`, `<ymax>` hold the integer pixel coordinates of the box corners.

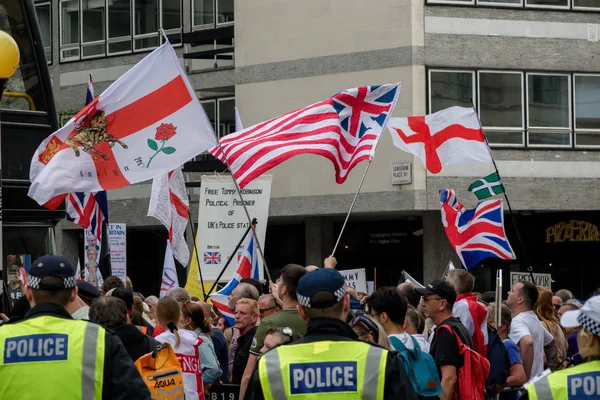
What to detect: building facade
<box><xmin>28</xmin><ymin>0</ymin><xmax>600</xmax><ymax>297</ymax></box>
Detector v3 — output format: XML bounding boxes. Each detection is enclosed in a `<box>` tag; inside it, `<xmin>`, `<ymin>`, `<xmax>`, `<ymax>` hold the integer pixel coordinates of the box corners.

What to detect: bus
<box><xmin>0</xmin><ymin>0</ymin><xmax>60</xmax><ymax>314</ymax></box>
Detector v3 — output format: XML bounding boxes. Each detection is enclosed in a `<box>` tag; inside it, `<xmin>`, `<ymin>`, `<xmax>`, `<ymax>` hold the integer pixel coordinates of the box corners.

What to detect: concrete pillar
<box><xmin>304</xmin><ymin>217</ymin><xmax>334</xmax><ymax>267</ymax></box>
<box><xmin>55</xmin><ymin>220</ymin><xmax>81</xmax><ymax>267</ymax></box>
<box><xmin>422</xmin><ymin>211</ymin><xmax>461</xmax><ymax>284</ymax></box>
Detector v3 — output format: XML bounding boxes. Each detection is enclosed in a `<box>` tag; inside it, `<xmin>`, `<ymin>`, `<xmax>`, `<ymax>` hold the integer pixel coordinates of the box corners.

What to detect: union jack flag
<box><xmin>210</xmin><ymin>84</ymin><xmax>400</xmax><ymax>188</ymax></box>
<box><xmin>210</xmin><ymin>229</ymin><xmax>260</xmax><ymax>326</ymax></box>
<box><xmin>204</xmin><ymin>252</ymin><xmax>221</xmax><ymax>265</ymax></box>
<box><xmin>66</xmin><ymin>191</ymin><xmax>108</xmax><ymax>239</ymax></box>
<box><xmin>440</xmin><ymin>189</ymin><xmax>516</xmax><ymax>270</ymax></box>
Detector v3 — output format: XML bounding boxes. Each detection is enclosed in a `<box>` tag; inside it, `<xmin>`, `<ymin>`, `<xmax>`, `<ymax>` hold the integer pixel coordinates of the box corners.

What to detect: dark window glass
<box><xmin>430</xmin><ymin>71</ymin><xmax>474</xmax><ymax>113</ymax></box>
<box><xmin>526</xmin><ymin>0</ymin><xmax>568</xmax><ymax>6</ymax></box>
<box><xmin>479</xmin><ymin>72</ymin><xmax>523</xmax><ymax>128</ymax></box>
<box><xmin>575</xmin><ymin>75</ymin><xmax>600</xmax><ymax>130</ymax></box>
<box><xmin>194</xmin><ymin>0</ymin><xmax>214</xmax><ymax>26</ymax></box>
<box><xmin>527</xmin><ymin>75</ymin><xmax>570</xmax><ymax>128</ymax></box>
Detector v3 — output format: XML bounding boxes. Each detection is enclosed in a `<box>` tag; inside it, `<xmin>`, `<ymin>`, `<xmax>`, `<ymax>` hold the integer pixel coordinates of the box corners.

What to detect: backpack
<box><xmin>485</xmin><ymin>325</ymin><xmax>510</xmax><ymax>392</ymax></box>
<box><xmin>389</xmin><ymin>335</ymin><xmax>442</xmax><ymax>398</ymax></box>
<box><xmin>134</xmin><ymin>343</ymin><xmax>186</xmax><ymax>400</ymax></box>
<box><xmin>436</xmin><ymin>325</ymin><xmax>490</xmax><ymax>400</ymax></box>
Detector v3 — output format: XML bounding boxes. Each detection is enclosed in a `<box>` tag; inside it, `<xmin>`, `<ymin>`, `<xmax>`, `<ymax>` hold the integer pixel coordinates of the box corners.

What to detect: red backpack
<box><xmin>436</xmin><ymin>325</ymin><xmax>490</xmax><ymax>400</ymax></box>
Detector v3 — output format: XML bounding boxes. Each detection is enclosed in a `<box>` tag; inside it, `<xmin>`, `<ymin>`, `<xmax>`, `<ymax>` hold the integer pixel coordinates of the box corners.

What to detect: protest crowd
<box><xmin>1</xmin><ymin>252</ymin><xmax>599</xmax><ymax>400</ymax></box>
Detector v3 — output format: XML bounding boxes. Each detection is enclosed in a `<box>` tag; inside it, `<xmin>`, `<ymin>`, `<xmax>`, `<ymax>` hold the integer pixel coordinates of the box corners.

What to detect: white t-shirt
<box><xmin>412</xmin><ymin>333</ymin><xmax>430</xmax><ymax>353</ymax></box>
<box><xmin>156</xmin><ymin>329</ymin><xmax>204</xmax><ymax>400</ymax></box>
<box><xmin>509</xmin><ymin>311</ymin><xmax>554</xmax><ymax>378</ymax></box>
<box><xmin>389</xmin><ymin>333</ymin><xmax>415</xmax><ymax>350</ymax></box>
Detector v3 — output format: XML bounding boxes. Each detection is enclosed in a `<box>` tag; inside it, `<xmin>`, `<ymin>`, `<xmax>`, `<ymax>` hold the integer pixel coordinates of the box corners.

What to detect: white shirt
<box><xmin>156</xmin><ymin>329</ymin><xmax>204</xmax><ymax>400</ymax></box>
<box><xmin>509</xmin><ymin>311</ymin><xmax>554</xmax><ymax>379</ymax></box>
<box><xmin>412</xmin><ymin>333</ymin><xmax>430</xmax><ymax>353</ymax></box>
<box><xmin>389</xmin><ymin>333</ymin><xmax>415</xmax><ymax>350</ymax></box>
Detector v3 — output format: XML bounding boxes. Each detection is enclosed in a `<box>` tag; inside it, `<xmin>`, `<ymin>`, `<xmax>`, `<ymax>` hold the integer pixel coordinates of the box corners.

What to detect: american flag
<box><xmin>210</xmin><ymin>84</ymin><xmax>400</xmax><ymax>188</ymax></box>
<box><xmin>66</xmin><ymin>75</ymin><xmax>109</xmax><ymax>238</ymax></box>
<box><xmin>210</xmin><ymin>230</ymin><xmax>260</xmax><ymax>326</ymax></box>
<box><xmin>440</xmin><ymin>189</ymin><xmax>516</xmax><ymax>270</ymax></box>
<box><xmin>204</xmin><ymin>252</ymin><xmax>221</xmax><ymax>265</ymax></box>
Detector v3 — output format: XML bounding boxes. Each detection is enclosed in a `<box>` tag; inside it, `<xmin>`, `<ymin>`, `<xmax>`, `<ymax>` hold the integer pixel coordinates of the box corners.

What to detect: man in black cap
<box><xmin>245</xmin><ymin>268</ymin><xmax>417</xmax><ymax>400</ymax></box>
<box><xmin>66</xmin><ymin>280</ymin><xmax>101</xmax><ymax>320</ymax></box>
<box><xmin>416</xmin><ymin>279</ymin><xmax>474</xmax><ymax>400</ymax></box>
<box><xmin>0</xmin><ymin>255</ymin><xmax>151</xmax><ymax>400</ymax></box>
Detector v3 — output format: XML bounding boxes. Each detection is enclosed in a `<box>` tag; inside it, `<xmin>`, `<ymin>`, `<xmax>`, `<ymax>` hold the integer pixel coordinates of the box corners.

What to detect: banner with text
<box><xmin>108</xmin><ymin>223</ymin><xmax>127</xmax><ymax>284</ymax></box>
<box><xmin>197</xmin><ymin>175</ymin><xmax>271</xmax><ymax>282</ymax></box>
<box><xmin>340</xmin><ymin>268</ymin><xmax>367</xmax><ymax>294</ymax></box>
<box><xmin>510</xmin><ymin>271</ymin><xmax>553</xmax><ymax>291</ymax></box>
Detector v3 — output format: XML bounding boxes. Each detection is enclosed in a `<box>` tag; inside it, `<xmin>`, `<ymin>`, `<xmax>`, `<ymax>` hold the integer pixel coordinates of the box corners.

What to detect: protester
<box><xmin>405</xmin><ymin>305</ymin><xmax>430</xmax><ymax>352</ymax></box>
<box><xmin>7</xmin><ymin>265</ymin><xmax>23</xmax><ymax>308</ymax></box>
<box><xmin>506</xmin><ymin>280</ymin><xmax>555</xmax><ymax>381</ymax></box>
<box><xmin>232</xmin><ymin>298</ymin><xmax>259</xmax><ymax>384</ymax></box>
<box><xmin>554</xmin><ymin>288</ymin><xmax>574</xmax><ymax>304</ymax></box>
<box><xmin>535</xmin><ymin>289</ymin><xmax>568</xmax><ymax>370</ymax></box>
<box><xmin>258</xmin><ymin>294</ymin><xmax>280</xmax><ymax>319</ymax></box>
<box><xmin>67</xmin><ymin>280</ymin><xmax>101</xmax><ymax>320</ymax></box>
<box><xmin>259</xmin><ymin>327</ymin><xmax>302</xmax><ymax>353</ymax></box>
<box><xmin>239</xmin><ymin>264</ymin><xmax>307</xmax><ymax>398</ymax></box>
<box><xmin>133</xmin><ymin>295</ymin><xmax>154</xmax><ymax>336</ymax></box>
<box><xmin>155</xmin><ymin>296</ymin><xmax>204</xmax><ymax>400</ymax></box>
<box><xmin>152</xmin><ymin>287</ymin><xmax>192</xmax><ymax>338</ymax></box>
<box><xmin>245</xmin><ymin>268</ymin><xmax>418</xmax><ymax>400</ymax></box>
<box><xmin>526</xmin><ymin>295</ymin><xmax>600</xmax><ymax>400</ymax></box>
<box><xmin>551</xmin><ymin>295</ymin><xmax>562</xmax><ymax>318</ymax></box>
<box><xmin>227</xmin><ymin>283</ymin><xmax>260</xmax><ymax>375</ymax></box>
<box><xmin>349</xmin><ymin>313</ymin><xmax>393</xmax><ymax>349</ymax></box>
<box><xmin>181</xmin><ymin>301</ymin><xmax>222</xmax><ymax>385</ymax></box>
<box><xmin>487</xmin><ymin>303</ymin><xmax>526</xmax><ymax>400</ymax></box>
<box><xmin>198</xmin><ymin>301</ymin><xmax>230</xmax><ymax>383</ymax></box>
<box><xmin>397</xmin><ymin>282</ymin><xmax>421</xmax><ymax>309</ymax></box>
<box><xmin>101</xmin><ymin>275</ymin><xmax>125</xmax><ymax>295</ymax></box>
<box><xmin>0</xmin><ymin>255</ymin><xmax>150</xmax><ymax>399</ymax></box>
<box><xmin>417</xmin><ymin>279</ymin><xmax>474</xmax><ymax>400</ymax></box>
<box><xmin>367</xmin><ymin>287</ymin><xmax>417</xmax><ymax>350</ymax></box>
<box><xmin>558</xmin><ymin>303</ymin><xmax>583</xmax><ymax>365</ymax></box>
<box><xmin>89</xmin><ymin>296</ymin><xmax>159</xmax><ymax>362</ymax></box>
<box><xmin>346</xmin><ymin>286</ymin><xmax>363</xmax><ymax>310</ymax></box>
<box><xmin>240</xmin><ymin>278</ymin><xmax>263</xmax><ymax>295</ymax></box>
<box><xmin>446</xmin><ymin>269</ymin><xmax>488</xmax><ymax>356</ymax></box>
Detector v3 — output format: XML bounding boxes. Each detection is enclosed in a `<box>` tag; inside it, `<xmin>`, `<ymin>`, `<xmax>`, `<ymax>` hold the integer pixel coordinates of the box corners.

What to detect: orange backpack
<box><xmin>134</xmin><ymin>343</ymin><xmax>185</xmax><ymax>400</ymax></box>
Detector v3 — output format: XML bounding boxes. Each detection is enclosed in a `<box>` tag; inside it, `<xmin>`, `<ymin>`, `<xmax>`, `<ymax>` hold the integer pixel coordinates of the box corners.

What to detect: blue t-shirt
<box><xmin>500</xmin><ymin>339</ymin><xmax>522</xmax><ymax>400</ymax></box>
<box><xmin>568</xmin><ymin>332</ymin><xmax>583</xmax><ymax>366</ymax></box>
<box><xmin>211</xmin><ymin>327</ymin><xmax>230</xmax><ymax>383</ymax></box>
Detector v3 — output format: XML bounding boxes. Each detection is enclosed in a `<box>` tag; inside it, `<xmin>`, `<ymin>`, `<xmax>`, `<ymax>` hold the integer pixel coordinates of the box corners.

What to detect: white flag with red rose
<box><xmin>28</xmin><ymin>41</ymin><xmax>217</xmax><ymax>207</ymax></box>
<box><xmin>148</xmin><ymin>167</ymin><xmax>190</xmax><ymax>266</ymax></box>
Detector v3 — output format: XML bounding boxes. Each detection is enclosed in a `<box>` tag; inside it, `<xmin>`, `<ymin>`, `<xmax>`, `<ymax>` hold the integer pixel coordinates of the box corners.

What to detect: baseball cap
<box><xmin>560</xmin><ymin>295</ymin><xmax>600</xmax><ymax>337</ymax></box>
<box><xmin>415</xmin><ymin>279</ymin><xmax>457</xmax><ymax>305</ymax></box>
<box><xmin>296</xmin><ymin>268</ymin><xmax>347</xmax><ymax>309</ymax></box>
<box><xmin>27</xmin><ymin>255</ymin><xmax>76</xmax><ymax>291</ymax></box>
<box><xmin>108</xmin><ymin>287</ymin><xmax>134</xmax><ymax>310</ymax></box>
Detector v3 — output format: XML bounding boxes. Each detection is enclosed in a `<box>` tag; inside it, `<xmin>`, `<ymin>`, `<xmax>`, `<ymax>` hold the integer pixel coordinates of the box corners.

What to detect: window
<box><xmin>478</xmin><ymin>0</ymin><xmax>522</xmax><ymax>5</ymax></box>
<box><xmin>478</xmin><ymin>71</ymin><xmax>524</xmax><ymax>146</ymax></box>
<box><xmin>527</xmin><ymin>73</ymin><xmax>571</xmax><ymax>146</ymax></box>
<box><xmin>429</xmin><ymin>70</ymin><xmax>474</xmax><ymax>114</ymax></box>
<box><xmin>35</xmin><ymin>2</ymin><xmax>52</xmax><ymax>64</ymax></box>
<box><xmin>59</xmin><ymin>0</ymin><xmax>182</xmax><ymax>61</ymax></box>
<box><xmin>201</xmin><ymin>99</ymin><xmax>216</xmax><ymax>133</ymax></box>
<box><xmin>525</xmin><ymin>0</ymin><xmax>569</xmax><ymax>7</ymax></box>
<box><xmin>217</xmin><ymin>0</ymin><xmax>233</xmax><ymax>24</ymax></box>
<box><xmin>574</xmin><ymin>75</ymin><xmax>600</xmax><ymax>147</ymax></box>
<box><xmin>218</xmin><ymin>97</ymin><xmax>235</xmax><ymax>137</ymax></box>
<box><xmin>426</xmin><ymin>0</ymin><xmax>592</xmax><ymax>9</ymax></box>
<box><xmin>193</xmin><ymin>0</ymin><xmax>214</xmax><ymax>27</ymax></box>
<box><xmin>574</xmin><ymin>0</ymin><xmax>600</xmax><ymax>9</ymax></box>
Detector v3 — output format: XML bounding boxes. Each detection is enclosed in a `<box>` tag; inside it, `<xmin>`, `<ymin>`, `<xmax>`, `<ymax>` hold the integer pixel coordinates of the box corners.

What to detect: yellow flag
<box><xmin>185</xmin><ymin>236</ymin><xmax>217</xmax><ymax>300</ymax></box>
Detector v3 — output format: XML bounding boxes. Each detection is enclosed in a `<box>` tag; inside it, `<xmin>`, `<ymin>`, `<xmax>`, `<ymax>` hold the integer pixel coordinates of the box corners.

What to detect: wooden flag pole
<box><xmin>470</xmin><ymin>103</ymin><xmax>535</xmax><ymax>283</ymax></box>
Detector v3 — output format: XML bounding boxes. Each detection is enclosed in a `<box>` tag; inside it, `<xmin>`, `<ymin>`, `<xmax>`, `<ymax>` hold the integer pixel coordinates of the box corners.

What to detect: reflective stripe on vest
<box><xmin>0</xmin><ymin>315</ymin><xmax>106</xmax><ymax>400</ymax></box>
<box><xmin>528</xmin><ymin>361</ymin><xmax>600</xmax><ymax>400</ymax></box>
<box><xmin>258</xmin><ymin>340</ymin><xmax>387</xmax><ymax>400</ymax></box>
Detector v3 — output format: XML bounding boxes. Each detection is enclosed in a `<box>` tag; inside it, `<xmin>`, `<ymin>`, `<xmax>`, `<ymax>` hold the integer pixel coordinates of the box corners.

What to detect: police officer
<box><xmin>527</xmin><ymin>295</ymin><xmax>600</xmax><ymax>400</ymax></box>
<box><xmin>245</xmin><ymin>268</ymin><xmax>417</xmax><ymax>400</ymax></box>
<box><xmin>0</xmin><ymin>255</ymin><xmax>151</xmax><ymax>400</ymax></box>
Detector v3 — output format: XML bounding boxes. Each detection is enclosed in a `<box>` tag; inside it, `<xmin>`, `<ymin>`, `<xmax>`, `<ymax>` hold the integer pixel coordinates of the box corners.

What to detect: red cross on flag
<box><xmin>28</xmin><ymin>42</ymin><xmax>216</xmax><ymax>207</ymax></box>
<box><xmin>387</xmin><ymin>107</ymin><xmax>493</xmax><ymax>174</ymax></box>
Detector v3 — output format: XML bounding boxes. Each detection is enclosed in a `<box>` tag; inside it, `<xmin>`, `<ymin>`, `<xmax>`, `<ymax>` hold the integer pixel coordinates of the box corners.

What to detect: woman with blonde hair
<box><xmin>155</xmin><ymin>297</ymin><xmax>204</xmax><ymax>400</ymax></box>
<box><xmin>527</xmin><ymin>296</ymin><xmax>600</xmax><ymax>400</ymax></box>
<box><xmin>534</xmin><ymin>289</ymin><xmax>568</xmax><ymax>370</ymax></box>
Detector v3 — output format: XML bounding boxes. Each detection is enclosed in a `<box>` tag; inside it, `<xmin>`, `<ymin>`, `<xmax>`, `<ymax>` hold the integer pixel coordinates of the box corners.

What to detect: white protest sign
<box><xmin>108</xmin><ymin>223</ymin><xmax>127</xmax><ymax>284</ymax></box>
<box><xmin>340</xmin><ymin>268</ymin><xmax>367</xmax><ymax>294</ymax></box>
<box><xmin>83</xmin><ymin>229</ymin><xmax>103</xmax><ymax>290</ymax></box>
<box><xmin>197</xmin><ymin>175</ymin><xmax>271</xmax><ymax>282</ymax></box>
<box><xmin>510</xmin><ymin>271</ymin><xmax>553</xmax><ymax>290</ymax></box>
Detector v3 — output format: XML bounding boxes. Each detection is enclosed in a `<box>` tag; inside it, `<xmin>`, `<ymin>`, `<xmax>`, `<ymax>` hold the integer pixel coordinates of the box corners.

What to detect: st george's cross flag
<box><xmin>210</xmin><ymin>84</ymin><xmax>400</xmax><ymax>188</ymax></box>
<box><xmin>28</xmin><ymin>42</ymin><xmax>216</xmax><ymax>207</ymax></box>
<box><xmin>209</xmin><ymin>228</ymin><xmax>260</xmax><ymax>326</ymax></box>
<box><xmin>387</xmin><ymin>107</ymin><xmax>493</xmax><ymax>174</ymax></box>
<box><xmin>440</xmin><ymin>189</ymin><xmax>516</xmax><ymax>270</ymax></box>
<box><xmin>160</xmin><ymin>240</ymin><xmax>180</xmax><ymax>298</ymax></box>
<box><xmin>148</xmin><ymin>167</ymin><xmax>190</xmax><ymax>266</ymax></box>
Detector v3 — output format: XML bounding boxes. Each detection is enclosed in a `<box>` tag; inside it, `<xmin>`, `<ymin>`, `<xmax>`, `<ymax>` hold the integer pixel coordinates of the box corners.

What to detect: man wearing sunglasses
<box><xmin>246</xmin><ymin>268</ymin><xmax>417</xmax><ymax>400</ymax></box>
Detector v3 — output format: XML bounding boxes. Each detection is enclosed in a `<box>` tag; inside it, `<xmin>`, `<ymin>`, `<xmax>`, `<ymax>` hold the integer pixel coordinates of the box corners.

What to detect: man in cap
<box><xmin>66</xmin><ymin>280</ymin><xmax>101</xmax><ymax>320</ymax></box>
<box><xmin>417</xmin><ymin>279</ymin><xmax>473</xmax><ymax>400</ymax></box>
<box><xmin>0</xmin><ymin>255</ymin><xmax>151</xmax><ymax>400</ymax></box>
<box><xmin>245</xmin><ymin>268</ymin><xmax>417</xmax><ymax>400</ymax></box>
<box><xmin>527</xmin><ymin>295</ymin><xmax>600</xmax><ymax>400</ymax></box>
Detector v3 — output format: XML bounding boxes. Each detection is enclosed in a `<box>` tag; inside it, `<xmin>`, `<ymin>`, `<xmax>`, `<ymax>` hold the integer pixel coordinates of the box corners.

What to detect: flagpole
<box><xmin>214</xmin><ymin>142</ymin><xmax>272</xmax><ymax>282</ymax></box>
<box><xmin>470</xmin><ymin>103</ymin><xmax>535</xmax><ymax>282</ymax></box>
<box><xmin>187</xmin><ymin>209</ymin><xmax>207</xmax><ymax>299</ymax></box>
<box><xmin>203</xmin><ymin>220</ymin><xmax>256</xmax><ymax>301</ymax></box>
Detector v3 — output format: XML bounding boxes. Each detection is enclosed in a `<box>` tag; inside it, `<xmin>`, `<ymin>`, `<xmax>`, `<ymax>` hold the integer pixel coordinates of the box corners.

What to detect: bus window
<box><xmin>0</xmin><ymin>1</ymin><xmax>47</xmax><ymax>111</ymax></box>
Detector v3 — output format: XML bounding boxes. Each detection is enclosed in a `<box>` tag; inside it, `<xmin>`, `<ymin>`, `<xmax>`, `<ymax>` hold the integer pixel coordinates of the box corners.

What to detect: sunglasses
<box><xmin>350</xmin><ymin>315</ymin><xmax>379</xmax><ymax>342</ymax></box>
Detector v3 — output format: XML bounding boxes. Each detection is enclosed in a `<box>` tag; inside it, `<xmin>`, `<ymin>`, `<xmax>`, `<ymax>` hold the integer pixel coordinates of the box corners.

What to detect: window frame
<box><xmin>80</xmin><ymin>0</ymin><xmax>107</xmax><ymax>60</ymax></box>
<box><xmin>427</xmin><ymin>0</ymin><xmax>475</xmax><ymax>5</ymax></box>
<box><xmin>192</xmin><ymin>0</ymin><xmax>216</xmax><ymax>30</ymax></box>
<box><xmin>217</xmin><ymin>96</ymin><xmax>235</xmax><ymax>138</ymax></box>
<box><xmin>106</xmin><ymin>0</ymin><xmax>133</xmax><ymax>56</ymax></box>
<box><xmin>59</xmin><ymin>0</ymin><xmax>81</xmax><ymax>62</ymax></box>
<box><xmin>573</xmin><ymin>73</ymin><xmax>600</xmax><ymax>149</ymax></box>
<box><xmin>525</xmin><ymin>72</ymin><xmax>572</xmax><ymax>148</ymax></box>
<box><xmin>477</xmin><ymin>70</ymin><xmax>525</xmax><ymax>148</ymax></box>
<box><xmin>34</xmin><ymin>1</ymin><xmax>53</xmax><ymax>65</ymax></box>
<box><xmin>428</xmin><ymin>68</ymin><xmax>476</xmax><ymax>115</ymax></box>
<box><xmin>524</xmin><ymin>0</ymin><xmax>570</xmax><ymax>9</ymax></box>
<box><xmin>476</xmin><ymin>0</ymin><xmax>524</xmax><ymax>7</ymax></box>
<box><xmin>572</xmin><ymin>0</ymin><xmax>600</xmax><ymax>11</ymax></box>
<box><xmin>216</xmin><ymin>0</ymin><xmax>234</xmax><ymax>26</ymax></box>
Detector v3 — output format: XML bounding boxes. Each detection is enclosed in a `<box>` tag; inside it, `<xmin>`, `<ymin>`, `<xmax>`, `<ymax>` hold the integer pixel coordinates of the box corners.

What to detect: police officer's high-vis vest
<box><xmin>0</xmin><ymin>315</ymin><xmax>106</xmax><ymax>400</ymax></box>
<box><xmin>528</xmin><ymin>360</ymin><xmax>600</xmax><ymax>400</ymax></box>
<box><xmin>258</xmin><ymin>340</ymin><xmax>387</xmax><ymax>399</ymax></box>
